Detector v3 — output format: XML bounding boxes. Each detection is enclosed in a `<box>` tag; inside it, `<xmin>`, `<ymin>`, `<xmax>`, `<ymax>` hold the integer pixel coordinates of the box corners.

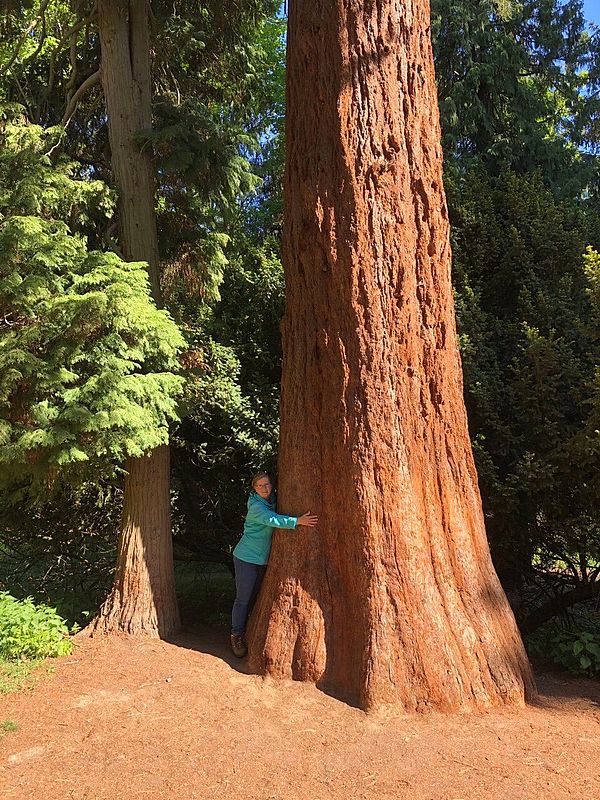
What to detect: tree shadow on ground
<box><xmin>168</xmin><ymin>592</ymin><xmax>250</xmax><ymax>676</ymax></box>
<box><xmin>169</xmin><ymin>618</ymin><xmax>600</xmax><ymax>712</ymax></box>
<box><xmin>172</xmin><ymin>571</ymin><xmax>600</xmax><ymax>710</ymax></box>
<box><xmin>167</xmin><ymin>624</ymin><xmax>251</xmax><ymax>676</ymax></box>
<box><xmin>532</xmin><ymin>670</ymin><xmax>600</xmax><ymax>709</ymax></box>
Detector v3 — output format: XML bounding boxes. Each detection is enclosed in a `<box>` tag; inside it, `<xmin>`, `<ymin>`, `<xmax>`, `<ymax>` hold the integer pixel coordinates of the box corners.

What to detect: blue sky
<box><xmin>584</xmin><ymin>0</ymin><xmax>600</xmax><ymax>24</ymax></box>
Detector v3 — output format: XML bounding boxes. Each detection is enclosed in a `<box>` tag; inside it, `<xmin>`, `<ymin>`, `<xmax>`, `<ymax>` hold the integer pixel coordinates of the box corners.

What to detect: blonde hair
<box><xmin>251</xmin><ymin>471</ymin><xmax>270</xmax><ymax>489</ymax></box>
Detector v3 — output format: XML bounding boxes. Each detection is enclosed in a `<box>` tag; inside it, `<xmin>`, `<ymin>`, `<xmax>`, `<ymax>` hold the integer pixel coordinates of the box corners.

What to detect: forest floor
<box><xmin>0</xmin><ymin>625</ymin><xmax>599</xmax><ymax>800</ymax></box>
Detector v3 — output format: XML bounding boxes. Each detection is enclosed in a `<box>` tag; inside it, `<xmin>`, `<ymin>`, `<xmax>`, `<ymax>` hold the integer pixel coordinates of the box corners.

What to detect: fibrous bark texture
<box><xmin>92</xmin><ymin>0</ymin><xmax>179</xmax><ymax>637</ymax></box>
<box><xmin>97</xmin><ymin>0</ymin><xmax>159</xmax><ymax>291</ymax></box>
<box><xmin>92</xmin><ymin>447</ymin><xmax>179</xmax><ymax>637</ymax></box>
<box><xmin>248</xmin><ymin>0</ymin><xmax>535</xmax><ymax>711</ymax></box>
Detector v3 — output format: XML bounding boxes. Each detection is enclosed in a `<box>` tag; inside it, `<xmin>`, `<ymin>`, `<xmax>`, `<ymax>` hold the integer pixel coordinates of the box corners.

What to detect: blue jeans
<box><xmin>231</xmin><ymin>556</ymin><xmax>267</xmax><ymax>635</ymax></box>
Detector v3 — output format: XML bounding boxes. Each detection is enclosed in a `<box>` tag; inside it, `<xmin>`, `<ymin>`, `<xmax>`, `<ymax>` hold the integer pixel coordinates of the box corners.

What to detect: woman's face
<box><xmin>254</xmin><ymin>476</ymin><xmax>272</xmax><ymax>499</ymax></box>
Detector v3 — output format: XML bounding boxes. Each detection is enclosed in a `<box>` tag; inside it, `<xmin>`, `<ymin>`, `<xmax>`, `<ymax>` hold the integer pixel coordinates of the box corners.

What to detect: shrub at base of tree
<box><xmin>0</xmin><ymin>592</ymin><xmax>73</xmax><ymax>660</ymax></box>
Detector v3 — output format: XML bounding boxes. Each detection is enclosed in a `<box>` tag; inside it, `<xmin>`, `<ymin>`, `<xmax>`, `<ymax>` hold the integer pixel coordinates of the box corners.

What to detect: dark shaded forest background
<box><xmin>2</xmin><ymin>0</ymin><xmax>600</xmax><ymax>673</ymax></box>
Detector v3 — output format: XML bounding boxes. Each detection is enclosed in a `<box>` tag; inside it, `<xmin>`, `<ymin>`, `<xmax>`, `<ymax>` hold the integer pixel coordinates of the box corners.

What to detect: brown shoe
<box><xmin>230</xmin><ymin>633</ymin><xmax>247</xmax><ymax>658</ymax></box>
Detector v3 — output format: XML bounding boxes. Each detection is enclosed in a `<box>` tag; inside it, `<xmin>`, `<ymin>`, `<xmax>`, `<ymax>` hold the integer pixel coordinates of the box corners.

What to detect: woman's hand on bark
<box><xmin>297</xmin><ymin>512</ymin><xmax>318</xmax><ymax>527</ymax></box>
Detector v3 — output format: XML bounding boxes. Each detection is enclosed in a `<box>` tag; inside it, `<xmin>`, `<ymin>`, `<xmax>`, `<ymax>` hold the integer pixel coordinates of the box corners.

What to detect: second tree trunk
<box><xmin>92</xmin><ymin>0</ymin><xmax>179</xmax><ymax>638</ymax></box>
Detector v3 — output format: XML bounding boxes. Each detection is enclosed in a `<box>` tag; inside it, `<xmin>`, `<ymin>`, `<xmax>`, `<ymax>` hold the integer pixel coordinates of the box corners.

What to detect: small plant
<box><xmin>0</xmin><ymin>593</ymin><xmax>72</xmax><ymax>659</ymax></box>
<box><xmin>0</xmin><ymin>658</ymin><xmax>44</xmax><ymax>694</ymax></box>
<box><xmin>0</xmin><ymin>719</ymin><xmax>19</xmax><ymax>736</ymax></box>
<box><xmin>529</xmin><ymin>629</ymin><xmax>600</xmax><ymax>677</ymax></box>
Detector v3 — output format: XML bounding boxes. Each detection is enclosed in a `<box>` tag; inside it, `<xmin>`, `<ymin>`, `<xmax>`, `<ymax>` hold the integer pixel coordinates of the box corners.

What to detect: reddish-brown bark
<box><xmin>91</xmin><ymin>0</ymin><xmax>179</xmax><ymax>637</ymax></box>
<box><xmin>92</xmin><ymin>446</ymin><xmax>179</xmax><ymax>637</ymax></box>
<box><xmin>248</xmin><ymin>0</ymin><xmax>535</xmax><ymax>711</ymax></box>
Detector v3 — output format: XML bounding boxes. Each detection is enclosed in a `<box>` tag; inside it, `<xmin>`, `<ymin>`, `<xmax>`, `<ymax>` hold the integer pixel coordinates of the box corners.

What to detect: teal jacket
<box><xmin>233</xmin><ymin>491</ymin><xmax>297</xmax><ymax>565</ymax></box>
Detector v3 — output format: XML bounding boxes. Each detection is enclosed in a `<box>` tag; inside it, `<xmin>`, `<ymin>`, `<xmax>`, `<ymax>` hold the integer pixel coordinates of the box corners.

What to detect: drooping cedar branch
<box><xmin>521</xmin><ymin>580</ymin><xmax>600</xmax><ymax>634</ymax></box>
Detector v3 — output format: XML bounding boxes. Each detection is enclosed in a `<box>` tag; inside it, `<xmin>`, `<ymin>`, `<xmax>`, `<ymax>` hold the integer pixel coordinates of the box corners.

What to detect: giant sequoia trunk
<box><xmin>248</xmin><ymin>0</ymin><xmax>535</xmax><ymax>711</ymax></box>
<box><xmin>91</xmin><ymin>0</ymin><xmax>179</xmax><ymax>637</ymax></box>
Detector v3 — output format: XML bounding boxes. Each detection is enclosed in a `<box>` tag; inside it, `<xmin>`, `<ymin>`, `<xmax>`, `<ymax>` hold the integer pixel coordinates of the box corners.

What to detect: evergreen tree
<box><xmin>432</xmin><ymin>0</ymin><xmax>600</xmax><ymax>193</ymax></box>
<box><xmin>451</xmin><ymin>168</ymin><xmax>600</xmax><ymax>622</ymax></box>
<box><xmin>0</xmin><ymin>110</ymin><xmax>184</xmax><ymax>491</ymax></box>
<box><xmin>0</xmin><ymin>2</ymin><xmax>289</xmax><ymax>608</ymax></box>
<box><xmin>430</xmin><ymin>0</ymin><xmax>600</xmax><ymax>621</ymax></box>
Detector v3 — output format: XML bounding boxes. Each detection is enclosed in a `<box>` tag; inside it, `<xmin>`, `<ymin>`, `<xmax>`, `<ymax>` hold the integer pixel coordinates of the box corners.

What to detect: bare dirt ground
<box><xmin>0</xmin><ymin>627</ymin><xmax>599</xmax><ymax>800</ymax></box>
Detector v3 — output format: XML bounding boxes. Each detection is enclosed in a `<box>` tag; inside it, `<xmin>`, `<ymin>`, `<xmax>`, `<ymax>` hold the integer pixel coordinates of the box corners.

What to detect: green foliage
<box><xmin>581</xmin><ymin>247</ymin><xmax>600</xmax><ymax>492</ymax></box>
<box><xmin>0</xmin><ymin>2</ymin><xmax>287</xmax><ymax>591</ymax></box>
<box><xmin>152</xmin><ymin>100</ymin><xmax>261</xmax><ymax>308</ymax></box>
<box><xmin>0</xmin><ymin>481</ymin><xmax>119</xmax><ymax>625</ymax></box>
<box><xmin>0</xmin><ymin>719</ymin><xmax>19</xmax><ymax>735</ymax></box>
<box><xmin>528</xmin><ymin>628</ymin><xmax>600</xmax><ymax>676</ymax></box>
<box><xmin>452</xmin><ymin>168</ymin><xmax>600</xmax><ymax>594</ymax></box>
<box><xmin>432</xmin><ymin>0</ymin><xmax>600</xmax><ymax>623</ymax></box>
<box><xmin>432</xmin><ymin>0</ymin><xmax>600</xmax><ymax>197</ymax></box>
<box><xmin>148</xmin><ymin>3</ymin><xmax>285</xmax><ymax>313</ymax></box>
<box><xmin>210</xmin><ymin>243</ymin><xmax>284</xmax><ymax>392</ymax></box>
<box><xmin>0</xmin><ymin>111</ymin><xmax>185</xmax><ymax>489</ymax></box>
<box><xmin>0</xmin><ymin>592</ymin><xmax>72</xmax><ymax>659</ymax></box>
<box><xmin>172</xmin><ymin>326</ymin><xmax>279</xmax><ymax>563</ymax></box>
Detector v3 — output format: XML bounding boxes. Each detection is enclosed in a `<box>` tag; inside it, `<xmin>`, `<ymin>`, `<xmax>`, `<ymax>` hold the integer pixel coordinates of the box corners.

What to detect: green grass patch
<box><xmin>0</xmin><ymin>657</ymin><xmax>50</xmax><ymax>695</ymax></box>
<box><xmin>0</xmin><ymin>719</ymin><xmax>19</xmax><ymax>737</ymax></box>
<box><xmin>525</xmin><ymin>605</ymin><xmax>600</xmax><ymax>678</ymax></box>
